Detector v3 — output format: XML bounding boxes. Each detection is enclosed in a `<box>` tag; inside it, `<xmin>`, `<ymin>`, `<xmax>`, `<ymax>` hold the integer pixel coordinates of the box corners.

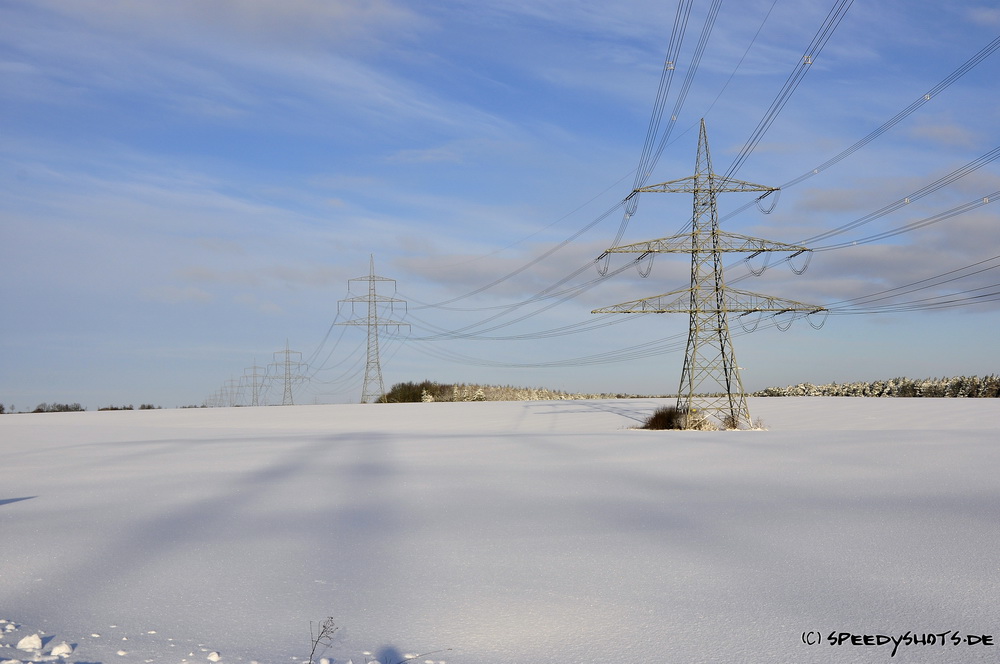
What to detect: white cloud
<box><xmin>387</xmin><ymin>145</ymin><xmax>466</xmax><ymax>165</ymax></box>
<box><xmin>3</xmin><ymin>0</ymin><xmax>474</xmax><ymax>138</ymax></box>
<box><xmin>21</xmin><ymin>0</ymin><xmax>425</xmax><ymax>53</ymax></box>
<box><xmin>175</xmin><ymin>263</ymin><xmax>343</xmax><ymax>291</ymax></box>
<box><xmin>967</xmin><ymin>7</ymin><xmax>1000</xmax><ymax>26</ymax></box>
<box><xmin>235</xmin><ymin>293</ymin><xmax>284</xmax><ymax>315</ymax></box>
<box><xmin>907</xmin><ymin>120</ymin><xmax>978</xmax><ymax>149</ymax></box>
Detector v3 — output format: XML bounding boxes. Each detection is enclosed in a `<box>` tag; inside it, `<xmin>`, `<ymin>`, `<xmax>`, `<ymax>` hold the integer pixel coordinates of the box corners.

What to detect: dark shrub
<box><xmin>381</xmin><ymin>381</ymin><xmax>422</xmax><ymax>402</ymax></box>
<box><xmin>32</xmin><ymin>402</ymin><xmax>85</xmax><ymax>413</ymax></box>
<box><xmin>382</xmin><ymin>380</ymin><xmax>451</xmax><ymax>403</ymax></box>
<box><xmin>641</xmin><ymin>405</ymin><xmax>686</xmax><ymax>430</ymax></box>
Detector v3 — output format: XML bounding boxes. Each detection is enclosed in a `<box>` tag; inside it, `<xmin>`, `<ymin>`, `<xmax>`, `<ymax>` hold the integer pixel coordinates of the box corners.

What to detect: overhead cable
<box><xmin>721</xmin><ymin>33</ymin><xmax>1000</xmax><ymax>223</ymax></box>
<box><xmin>723</xmin><ymin>0</ymin><xmax>855</xmax><ymax>179</ymax></box>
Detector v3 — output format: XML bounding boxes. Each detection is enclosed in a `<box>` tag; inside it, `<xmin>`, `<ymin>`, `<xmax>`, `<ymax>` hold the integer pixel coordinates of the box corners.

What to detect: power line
<box><xmin>202</xmin><ymin>13</ymin><xmax>1000</xmax><ymax>401</ymax></box>
<box><xmin>723</xmin><ymin>0</ymin><xmax>855</xmax><ymax>179</ymax></box>
<box><xmin>411</xmin><ymin>199</ymin><xmax>623</xmax><ymax>310</ymax></box>
<box><xmin>603</xmin><ymin>0</ymin><xmax>704</xmax><ymax>266</ymax></box>
<box><xmin>720</xmin><ymin>33</ymin><xmax>1000</xmax><ymax>223</ymax></box>
<box><xmin>806</xmin><ymin>146</ymin><xmax>1000</xmax><ymax>245</ymax></box>
<box><xmin>823</xmin><ymin>254</ymin><xmax>1000</xmax><ymax>312</ymax></box>
<box><xmin>409</xmin><ymin>5</ymin><xmax>996</xmax><ymax>327</ymax></box>
<box><xmin>406</xmin><ymin>251</ymin><xmax>1000</xmax><ymax>369</ymax></box>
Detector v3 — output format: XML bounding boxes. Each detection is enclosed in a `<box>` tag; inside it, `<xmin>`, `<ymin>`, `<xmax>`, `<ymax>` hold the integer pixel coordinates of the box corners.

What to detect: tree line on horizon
<box><xmin>0</xmin><ymin>402</ymin><xmax>162</xmax><ymax>414</ymax></box>
<box><xmin>753</xmin><ymin>375</ymin><xmax>1000</xmax><ymax>398</ymax></box>
<box><xmin>380</xmin><ymin>380</ymin><xmax>654</xmax><ymax>403</ymax></box>
<box><xmin>382</xmin><ymin>375</ymin><xmax>1000</xmax><ymax>403</ymax></box>
<box><xmin>3</xmin><ymin>374</ymin><xmax>998</xmax><ymax>414</ymax></box>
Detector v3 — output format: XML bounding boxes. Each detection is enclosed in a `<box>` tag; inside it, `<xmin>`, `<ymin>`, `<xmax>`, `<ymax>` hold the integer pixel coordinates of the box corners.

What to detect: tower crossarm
<box><xmin>349</xmin><ymin>274</ymin><xmax>396</xmax><ymax>283</ymax></box>
<box><xmin>337</xmin><ymin>317</ymin><xmax>409</xmax><ymax>328</ymax></box>
<box><xmin>339</xmin><ymin>294</ymin><xmax>407</xmax><ymax>304</ymax></box>
<box><xmin>604</xmin><ymin>230</ymin><xmax>811</xmax><ymax>254</ymax></box>
<box><xmin>592</xmin><ymin>287</ymin><xmax>825</xmax><ymax>315</ymax></box>
<box><xmin>635</xmin><ymin>175</ymin><xmax>778</xmax><ymax>195</ymax></box>
<box><xmin>591</xmin><ymin>287</ymin><xmax>691</xmax><ymax>314</ymax></box>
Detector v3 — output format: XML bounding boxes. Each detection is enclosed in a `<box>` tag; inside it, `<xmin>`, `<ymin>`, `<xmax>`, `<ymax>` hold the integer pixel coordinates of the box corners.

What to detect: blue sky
<box><xmin>2</xmin><ymin>0</ymin><xmax>999</xmax><ymax>408</ymax></box>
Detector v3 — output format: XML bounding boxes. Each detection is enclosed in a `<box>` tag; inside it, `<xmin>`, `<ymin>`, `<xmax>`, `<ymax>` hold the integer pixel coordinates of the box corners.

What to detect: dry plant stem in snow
<box><xmin>308</xmin><ymin>619</ymin><xmax>451</xmax><ymax>664</ymax></box>
<box><xmin>308</xmin><ymin>617</ymin><xmax>338</xmax><ymax>664</ymax></box>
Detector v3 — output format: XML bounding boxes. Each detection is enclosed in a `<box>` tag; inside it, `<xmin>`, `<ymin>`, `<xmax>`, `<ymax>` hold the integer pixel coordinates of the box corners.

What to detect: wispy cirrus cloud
<box><xmin>967</xmin><ymin>6</ymin><xmax>1000</xmax><ymax>26</ymax></box>
<box><xmin>906</xmin><ymin>119</ymin><xmax>980</xmax><ymax>149</ymax></box>
<box><xmin>142</xmin><ymin>285</ymin><xmax>215</xmax><ymax>305</ymax></box>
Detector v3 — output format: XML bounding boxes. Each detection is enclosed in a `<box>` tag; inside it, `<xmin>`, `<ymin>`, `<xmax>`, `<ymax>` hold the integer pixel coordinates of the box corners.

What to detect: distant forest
<box><xmin>381</xmin><ymin>380</ymin><xmax>642</xmax><ymax>403</ymax></box>
<box><xmin>0</xmin><ymin>402</ymin><xmax>161</xmax><ymax>414</ymax></box>
<box><xmin>387</xmin><ymin>376</ymin><xmax>1000</xmax><ymax>402</ymax></box>
<box><xmin>754</xmin><ymin>375</ymin><xmax>1000</xmax><ymax>398</ymax></box>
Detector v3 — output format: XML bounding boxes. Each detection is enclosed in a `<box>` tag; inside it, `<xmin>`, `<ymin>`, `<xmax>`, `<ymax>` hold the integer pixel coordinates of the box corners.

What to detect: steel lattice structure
<box><xmin>242</xmin><ymin>359</ymin><xmax>267</xmax><ymax>407</ymax></box>
<box><xmin>270</xmin><ymin>341</ymin><xmax>305</xmax><ymax>406</ymax></box>
<box><xmin>594</xmin><ymin>119</ymin><xmax>824</xmax><ymax>429</ymax></box>
<box><xmin>337</xmin><ymin>255</ymin><xmax>409</xmax><ymax>403</ymax></box>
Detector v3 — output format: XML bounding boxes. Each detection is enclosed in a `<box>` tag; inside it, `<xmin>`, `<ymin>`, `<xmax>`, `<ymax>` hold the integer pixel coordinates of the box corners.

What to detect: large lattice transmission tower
<box><xmin>594</xmin><ymin>119</ymin><xmax>825</xmax><ymax>429</ymax></box>
<box><xmin>337</xmin><ymin>255</ymin><xmax>409</xmax><ymax>403</ymax></box>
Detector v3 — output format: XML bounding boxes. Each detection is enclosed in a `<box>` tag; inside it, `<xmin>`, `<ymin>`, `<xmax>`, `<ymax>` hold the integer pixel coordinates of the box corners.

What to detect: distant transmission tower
<box><xmin>270</xmin><ymin>341</ymin><xmax>305</xmax><ymax>406</ymax></box>
<box><xmin>243</xmin><ymin>358</ymin><xmax>267</xmax><ymax>406</ymax></box>
<box><xmin>594</xmin><ymin>119</ymin><xmax>825</xmax><ymax>429</ymax></box>
<box><xmin>225</xmin><ymin>377</ymin><xmax>243</xmax><ymax>407</ymax></box>
<box><xmin>337</xmin><ymin>255</ymin><xmax>409</xmax><ymax>403</ymax></box>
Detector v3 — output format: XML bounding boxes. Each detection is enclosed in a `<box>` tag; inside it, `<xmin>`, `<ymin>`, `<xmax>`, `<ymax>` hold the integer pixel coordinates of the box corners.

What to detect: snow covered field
<box><xmin>3</xmin><ymin>397</ymin><xmax>1000</xmax><ymax>663</ymax></box>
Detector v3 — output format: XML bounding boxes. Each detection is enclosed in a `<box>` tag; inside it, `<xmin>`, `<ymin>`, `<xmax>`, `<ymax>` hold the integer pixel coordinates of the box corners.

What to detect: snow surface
<box><xmin>2</xmin><ymin>397</ymin><xmax>1000</xmax><ymax>663</ymax></box>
